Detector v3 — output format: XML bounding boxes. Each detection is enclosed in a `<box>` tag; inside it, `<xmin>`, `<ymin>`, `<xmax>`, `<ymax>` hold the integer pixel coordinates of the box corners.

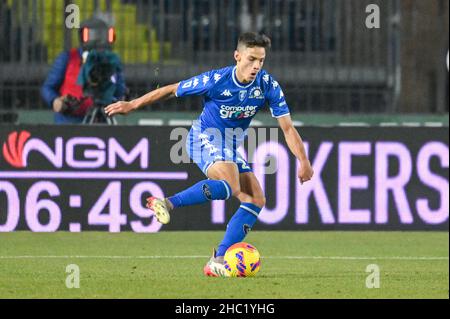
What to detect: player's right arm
<box><xmin>105</xmin><ymin>82</ymin><xmax>180</xmax><ymax>116</ymax></box>
<box><xmin>105</xmin><ymin>68</ymin><xmax>221</xmax><ymax>116</ymax></box>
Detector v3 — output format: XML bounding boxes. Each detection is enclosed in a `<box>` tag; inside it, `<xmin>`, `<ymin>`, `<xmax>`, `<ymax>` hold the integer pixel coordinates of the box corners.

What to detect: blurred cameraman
<box><xmin>41</xmin><ymin>16</ymin><xmax>127</xmax><ymax>124</ymax></box>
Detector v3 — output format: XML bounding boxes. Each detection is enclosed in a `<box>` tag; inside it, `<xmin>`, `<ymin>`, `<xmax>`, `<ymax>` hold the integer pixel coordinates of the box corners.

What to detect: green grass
<box><xmin>0</xmin><ymin>231</ymin><xmax>448</xmax><ymax>299</ymax></box>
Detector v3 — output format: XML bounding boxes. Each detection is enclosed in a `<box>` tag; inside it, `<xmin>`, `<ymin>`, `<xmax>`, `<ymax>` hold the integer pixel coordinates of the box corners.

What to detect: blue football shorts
<box><xmin>186</xmin><ymin>128</ymin><xmax>252</xmax><ymax>176</ymax></box>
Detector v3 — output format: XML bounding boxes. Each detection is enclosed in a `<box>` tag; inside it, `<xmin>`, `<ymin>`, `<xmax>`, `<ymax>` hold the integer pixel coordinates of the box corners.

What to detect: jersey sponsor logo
<box><xmin>219</xmin><ymin>105</ymin><xmax>258</xmax><ymax>119</ymax></box>
<box><xmin>239</xmin><ymin>90</ymin><xmax>247</xmax><ymax>101</ymax></box>
<box><xmin>221</xmin><ymin>90</ymin><xmax>232</xmax><ymax>97</ymax></box>
<box><xmin>249</xmin><ymin>87</ymin><xmax>264</xmax><ymax>99</ymax></box>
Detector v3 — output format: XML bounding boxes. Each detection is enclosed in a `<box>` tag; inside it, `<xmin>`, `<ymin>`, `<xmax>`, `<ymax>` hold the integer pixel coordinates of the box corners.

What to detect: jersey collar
<box><xmin>232</xmin><ymin>66</ymin><xmax>256</xmax><ymax>89</ymax></box>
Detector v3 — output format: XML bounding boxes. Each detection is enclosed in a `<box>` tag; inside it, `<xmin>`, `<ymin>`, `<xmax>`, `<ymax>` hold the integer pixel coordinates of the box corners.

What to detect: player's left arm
<box><xmin>266</xmin><ymin>75</ymin><xmax>314</xmax><ymax>184</ymax></box>
<box><xmin>278</xmin><ymin>115</ymin><xmax>314</xmax><ymax>184</ymax></box>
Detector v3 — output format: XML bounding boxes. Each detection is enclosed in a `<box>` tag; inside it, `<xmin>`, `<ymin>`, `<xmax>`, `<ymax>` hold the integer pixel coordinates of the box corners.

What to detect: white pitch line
<box><xmin>268</xmin><ymin>256</ymin><xmax>449</xmax><ymax>261</ymax></box>
<box><xmin>0</xmin><ymin>255</ymin><xmax>447</xmax><ymax>261</ymax></box>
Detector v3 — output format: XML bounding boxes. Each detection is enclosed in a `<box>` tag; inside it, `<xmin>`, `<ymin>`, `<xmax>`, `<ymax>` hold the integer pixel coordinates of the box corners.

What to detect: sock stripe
<box><xmin>240</xmin><ymin>205</ymin><xmax>260</xmax><ymax>217</ymax></box>
<box><xmin>220</xmin><ymin>180</ymin><xmax>231</xmax><ymax>200</ymax></box>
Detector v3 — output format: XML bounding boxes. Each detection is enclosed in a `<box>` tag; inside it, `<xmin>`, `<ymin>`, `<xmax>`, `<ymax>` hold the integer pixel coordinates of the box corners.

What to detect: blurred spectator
<box><xmin>239</xmin><ymin>0</ymin><xmax>264</xmax><ymax>34</ymax></box>
<box><xmin>41</xmin><ymin>16</ymin><xmax>127</xmax><ymax>124</ymax></box>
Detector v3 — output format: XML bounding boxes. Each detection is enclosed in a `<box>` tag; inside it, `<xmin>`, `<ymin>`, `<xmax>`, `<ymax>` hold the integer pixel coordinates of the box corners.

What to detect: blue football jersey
<box><xmin>176</xmin><ymin>66</ymin><xmax>290</xmax><ymax>140</ymax></box>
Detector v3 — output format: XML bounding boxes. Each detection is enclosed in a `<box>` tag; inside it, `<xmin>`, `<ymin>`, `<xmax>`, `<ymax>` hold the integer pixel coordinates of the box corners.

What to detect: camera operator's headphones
<box><xmin>79</xmin><ymin>17</ymin><xmax>116</xmax><ymax>51</ymax></box>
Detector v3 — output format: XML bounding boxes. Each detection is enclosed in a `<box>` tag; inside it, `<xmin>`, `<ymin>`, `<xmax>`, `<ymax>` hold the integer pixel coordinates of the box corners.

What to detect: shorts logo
<box><xmin>238</xmin><ymin>159</ymin><xmax>250</xmax><ymax>170</ymax></box>
<box><xmin>202</xmin><ymin>184</ymin><xmax>213</xmax><ymax>200</ymax></box>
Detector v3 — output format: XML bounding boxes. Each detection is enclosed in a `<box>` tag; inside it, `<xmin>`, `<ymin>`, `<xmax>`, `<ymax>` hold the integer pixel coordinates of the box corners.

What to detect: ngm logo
<box><xmin>2</xmin><ymin>131</ymin><xmax>31</xmax><ymax>168</ymax></box>
<box><xmin>1</xmin><ymin>131</ymin><xmax>149</xmax><ymax>169</ymax></box>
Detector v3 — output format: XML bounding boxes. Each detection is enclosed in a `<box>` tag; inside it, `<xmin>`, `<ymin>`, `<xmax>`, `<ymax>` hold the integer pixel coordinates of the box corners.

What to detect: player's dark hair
<box><xmin>237</xmin><ymin>32</ymin><xmax>271</xmax><ymax>50</ymax></box>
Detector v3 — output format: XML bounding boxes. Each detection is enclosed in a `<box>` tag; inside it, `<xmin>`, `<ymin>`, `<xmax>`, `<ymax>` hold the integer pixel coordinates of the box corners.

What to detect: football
<box><xmin>223</xmin><ymin>242</ymin><xmax>261</xmax><ymax>277</ymax></box>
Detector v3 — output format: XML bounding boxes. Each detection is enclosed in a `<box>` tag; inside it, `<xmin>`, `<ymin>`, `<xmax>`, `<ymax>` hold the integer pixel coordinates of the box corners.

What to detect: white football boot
<box><xmin>146</xmin><ymin>197</ymin><xmax>171</xmax><ymax>224</ymax></box>
<box><xmin>203</xmin><ymin>249</ymin><xmax>229</xmax><ymax>277</ymax></box>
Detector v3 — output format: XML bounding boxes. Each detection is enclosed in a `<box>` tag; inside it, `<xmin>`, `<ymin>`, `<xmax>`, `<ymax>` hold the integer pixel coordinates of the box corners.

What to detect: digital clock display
<box><xmin>0</xmin><ymin>179</ymin><xmax>186</xmax><ymax>233</ymax></box>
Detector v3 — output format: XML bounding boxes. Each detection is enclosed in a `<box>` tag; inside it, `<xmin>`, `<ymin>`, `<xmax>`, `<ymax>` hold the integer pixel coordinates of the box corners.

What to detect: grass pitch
<box><xmin>0</xmin><ymin>231</ymin><xmax>448</xmax><ymax>299</ymax></box>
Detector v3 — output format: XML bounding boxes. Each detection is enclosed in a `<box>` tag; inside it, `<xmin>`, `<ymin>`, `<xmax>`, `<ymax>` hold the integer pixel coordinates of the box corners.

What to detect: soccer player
<box><xmin>105</xmin><ymin>32</ymin><xmax>314</xmax><ymax>277</ymax></box>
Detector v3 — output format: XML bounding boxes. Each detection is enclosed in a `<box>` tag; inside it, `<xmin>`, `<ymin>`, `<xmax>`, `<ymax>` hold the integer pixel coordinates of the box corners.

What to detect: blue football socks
<box><xmin>168</xmin><ymin>179</ymin><xmax>232</xmax><ymax>208</ymax></box>
<box><xmin>216</xmin><ymin>203</ymin><xmax>262</xmax><ymax>256</ymax></box>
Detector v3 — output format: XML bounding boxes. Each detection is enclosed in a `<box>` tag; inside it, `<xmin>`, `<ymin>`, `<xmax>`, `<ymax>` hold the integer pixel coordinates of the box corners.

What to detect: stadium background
<box><xmin>0</xmin><ymin>0</ymin><xmax>448</xmax><ymax>118</ymax></box>
<box><xmin>0</xmin><ymin>0</ymin><xmax>448</xmax><ymax>299</ymax></box>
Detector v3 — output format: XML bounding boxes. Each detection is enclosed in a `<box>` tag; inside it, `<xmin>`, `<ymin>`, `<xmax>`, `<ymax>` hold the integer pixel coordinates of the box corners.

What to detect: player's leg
<box><xmin>201</xmin><ymin>161</ymin><xmax>242</xmax><ymax>277</ymax></box>
<box><xmin>215</xmin><ymin>171</ymin><xmax>265</xmax><ymax>257</ymax></box>
<box><xmin>166</xmin><ymin>179</ymin><xmax>232</xmax><ymax>209</ymax></box>
<box><xmin>146</xmin><ymin>134</ymin><xmax>234</xmax><ymax>224</ymax></box>
<box><xmin>146</xmin><ymin>175</ymin><xmax>232</xmax><ymax>224</ymax></box>
<box><xmin>203</xmin><ymin>163</ymin><xmax>265</xmax><ymax>277</ymax></box>
<box><xmin>206</xmin><ymin>161</ymin><xmax>241</xmax><ymax>194</ymax></box>
<box><xmin>238</xmin><ymin>171</ymin><xmax>266</xmax><ymax>207</ymax></box>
